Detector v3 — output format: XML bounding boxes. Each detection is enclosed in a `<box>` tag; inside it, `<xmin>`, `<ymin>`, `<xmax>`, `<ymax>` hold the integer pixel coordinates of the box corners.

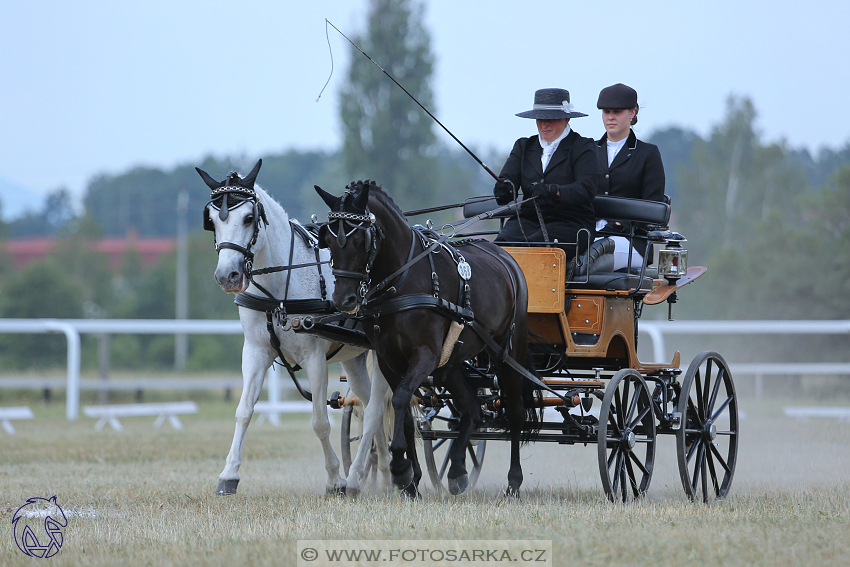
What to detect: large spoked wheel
<box><xmin>597</xmin><ymin>369</ymin><xmax>657</xmax><ymax>503</ymax></box>
<box><xmin>340</xmin><ymin>393</ymin><xmax>378</xmax><ymax>490</ymax></box>
<box><xmin>419</xmin><ymin>398</ymin><xmax>486</xmax><ymax>494</ymax></box>
<box><xmin>676</xmin><ymin>351</ymin><xmax>739</xmax><ymax>502</ymax></box>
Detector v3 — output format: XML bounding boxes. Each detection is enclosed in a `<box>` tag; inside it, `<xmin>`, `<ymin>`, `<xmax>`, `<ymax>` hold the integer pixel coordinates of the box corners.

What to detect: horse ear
<box><xmin>196</xmin><ymin>167</ymin><xmax>220</xmax><ymax>190</ymax></box>
<box><xmin>242</xmin><ymin>159</ymin><xmax>263</xmax><ymax>188</ymax></box>
<box><xmin>315</xmin><ymin>185</ymin><xmax>338</xmax><ymax>209</ymax></box>
<box><xmin>353</xmin><ymin>183</ymin><xmax>370</xmax><ymax>211</ymax></box>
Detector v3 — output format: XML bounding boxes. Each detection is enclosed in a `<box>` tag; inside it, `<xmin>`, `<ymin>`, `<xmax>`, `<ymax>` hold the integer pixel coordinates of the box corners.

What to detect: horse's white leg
<box><xmin>217</xmin><ymin>341</ymin><xmax>274</xmax><ymax>495</ymax></box>
<box><xmin>367</xmin><ymin>352</ymin><xmax>392</xmax><ymax>490</ymax></box>
<box><xmin>341</xmin><ymin>351</ymin><xmax>390</xmax><ymax>496</ymax></box>
<box><xmin>301</xmin><ymin>348</ymin><xmax>346</xmax><ymax>494</ymax></box>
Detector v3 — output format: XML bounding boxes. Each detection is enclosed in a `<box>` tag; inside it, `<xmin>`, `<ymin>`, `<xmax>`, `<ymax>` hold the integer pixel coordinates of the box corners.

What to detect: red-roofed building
<box><xmin>5</xmin><ymin>236</ymin><xmax>176</xmax><ymax>270</ymax></box>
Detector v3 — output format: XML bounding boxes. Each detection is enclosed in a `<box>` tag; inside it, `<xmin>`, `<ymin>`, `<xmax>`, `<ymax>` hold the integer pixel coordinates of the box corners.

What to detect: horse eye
<box><xmin>243</xmin><ymin>214</ymin><xmax>254</xmax><ymax>225</ymax></box>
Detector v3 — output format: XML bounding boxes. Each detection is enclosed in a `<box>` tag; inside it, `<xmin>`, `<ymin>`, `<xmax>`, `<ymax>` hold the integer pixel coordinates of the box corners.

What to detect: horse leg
<box><xmin>400</xmin><ymin>404</ymin><xmax>422</xmax><ymax>499</ymax></box>
<box><xmin>340</xmin><ymin>351</ymin><xmax>390</xmax><ymax>496</ymax></box>
<box><xmin>300</xmin><ymin>349</ymin><xmax>346</xmax><ymax>494</ymax></box>
<box><xmin>217</xmin><ymin>341</ymin><xmax>274</xmax><ymax>495</ymax></box>
<box><xmin>381</xmin><ymin>350</ymin><xmax>432</xmax><ymax>492</ymax></box>
<box><xmin>442</xmin><ymin>369</ymin><xmax>480</xmax><ymax>496</ymax></box>
<box><xmin>501</xmin><ymin>365</ymin><xmax>526</xmax><ymax>499</ymax></box>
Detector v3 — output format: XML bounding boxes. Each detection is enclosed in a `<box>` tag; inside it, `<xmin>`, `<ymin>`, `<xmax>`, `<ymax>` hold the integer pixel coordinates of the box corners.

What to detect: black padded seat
<box><xmin>568</xmin><ymin>272</ymin><xmax>654</xmax><ymax>291</ymax></box>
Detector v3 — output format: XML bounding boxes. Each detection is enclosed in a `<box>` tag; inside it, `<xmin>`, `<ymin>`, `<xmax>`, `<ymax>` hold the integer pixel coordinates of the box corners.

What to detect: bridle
<box><xmin>204</xmin><ymin>175</ymin><xmax>268</xmax><ymax>274</ymax></box>
<box><xmin>324</xmin><ymin>196</ymin><xmax>385</xmax><ymax>300</ymax></box>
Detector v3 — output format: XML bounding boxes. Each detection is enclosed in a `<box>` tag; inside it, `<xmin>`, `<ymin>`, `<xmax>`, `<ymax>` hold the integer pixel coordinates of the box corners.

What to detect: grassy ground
<box><xmin>2</xmin><ymin>394</ymin><xmax>849</xmax><ymax>566</ymax></box>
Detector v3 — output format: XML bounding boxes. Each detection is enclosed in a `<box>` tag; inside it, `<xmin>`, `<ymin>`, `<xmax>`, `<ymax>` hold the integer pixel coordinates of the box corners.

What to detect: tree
<box><xmin>339</xmin><ymin>0</ymin><xmax>439</xmax><ymax>210</ymax></box>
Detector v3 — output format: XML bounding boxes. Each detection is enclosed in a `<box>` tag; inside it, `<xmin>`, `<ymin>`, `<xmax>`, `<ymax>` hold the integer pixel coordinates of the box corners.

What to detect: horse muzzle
<box><xmin>215</xmin><ymin>269</ymin><xmax>249</xmax><ymax>294</ymax></box>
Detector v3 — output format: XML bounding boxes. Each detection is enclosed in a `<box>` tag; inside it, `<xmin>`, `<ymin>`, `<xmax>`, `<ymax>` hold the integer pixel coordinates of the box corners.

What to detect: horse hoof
<box><xmin>215</xmin><ymin>479</ymin><xmax>239</xmax><ymax>495</ymax></box>
<box><xmin>400</xmin><ymin>482</ymin><xmax>421</xmax><ymax>500</ymax></box>
<box><xmin>326</xmin><ymin>485</ymin><xmax>346</xmax><ymax>496</ymax></box>
<box><xmin>392</xmin><ymin>466</ymin><xmax>414</xmax><ymax>490</ymax></box>
<box><xmin>345</xmin><ymin>484</ymin><xmax>361</xmax><ymax>498</ymax></box>
<box><xmin>504</xmin><ymin>487</ymin><xmax>521</xmax><ymax>501</ymax></box>
<box><xmin>448</xmin><ymin>474</ymin><xmax>469</xmax><ymax>496</ymax></box>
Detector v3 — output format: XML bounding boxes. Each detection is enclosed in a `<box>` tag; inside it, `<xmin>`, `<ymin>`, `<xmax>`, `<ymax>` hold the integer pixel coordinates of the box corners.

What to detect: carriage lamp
<box><xmin>658</xmin><ymin>234</ymin><xmax>688</xmax><ymax>283</ymax></box>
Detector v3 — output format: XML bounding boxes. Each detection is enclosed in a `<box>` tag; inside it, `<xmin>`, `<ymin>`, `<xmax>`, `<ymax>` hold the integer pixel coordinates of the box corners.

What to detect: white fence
<box><xmin>1</xmin><ymin>318</ymin><xmax>849</xmax><ymax>420</ymax></box>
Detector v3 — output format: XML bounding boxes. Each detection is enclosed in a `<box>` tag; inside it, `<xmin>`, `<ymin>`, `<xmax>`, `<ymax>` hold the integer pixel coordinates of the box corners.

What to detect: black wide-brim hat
<box><xmin>516</xmin><ymin>88</ymin><xmax>588</xmax><ymax>119</ymax></box>
<box><xmin>597</xmin><ymin>83</ymin><xmax>638</xmax><ymax>109</ymax></box>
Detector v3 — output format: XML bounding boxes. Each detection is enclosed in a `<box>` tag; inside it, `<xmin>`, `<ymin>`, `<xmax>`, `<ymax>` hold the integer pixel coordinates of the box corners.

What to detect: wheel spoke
<box><xmin>467</xmin><ymin>443</ymin><xmax>480</xmax><ymax>469</ymax></box>
<box><xmin>711</xmin><ymin>396</ymin><xmax>734</xmax><ymax>422</ymax></box>
<box><xmin>625</xmin><ymin>381</ymin><xmax>642</xmax><ymax>425</ymax></box>
<box><xmin>624</xmin><ymin>455</ymin><xmax>640</xmax><ymax>499</ymax></box>
<box><xmin>432</xmin><ymin>438</ymin><xmax>447</xmax><ymax>451</ymax></box>
<box><xmin>621</xmin><ymin>378</ymin><xmax>632</xmax><ymax>427</ymax></box>
<box><xmin>700</xmin><ymin>446</ymin><xmax>709</xmax><ymax>502</ymax></box>
<box><xmin>611</xmin><ymin>450</ymin><xmax>623</xmax><ymax>494</ymax></box>
<box><xmin>685</xmin><ymin>436</ymin><xmax>699</xmax><ymax>464</ymax></box>
<box><xmin>707</xmin><ymin>366</ymin><xmax>725</xmax><ymax>415</ymax></box>
<box><xmin>703</xmin><ymin>360</ymin><xmax>713</xmax><ymax>414</ymax></box>
<box><xmin>614</xmin><ymin>387</ymin><xmax>624</xmax><ymax>430</ymax></box>
<box><xmin>628</xmin><ymin>450</ymin><xmax>650</xmax><ymax>477</ymax></box>
<box><xmin>695</xmin><ymin>370</ymin><xmax>705</xmax><ymax>420</ymax></box>
<box><xmin>710</xmin><ymin>442</ymin><xmax>732</xmax><ymax>474</ymax></box>
<box><xmin>691</xmin><ymin>442</ymin><xmax>705</xmax><ymax>494</ymax></box>
<box><xmin>706</xmin><ymin>445</ymin><xmax>720</xmax><ymax>496</ymax></box>
<box><xmin>607</xmin><ymin>444</ymin><xmax>620</xmax><ymax>471</ymax></box>
<box><xmin>619</xmin><ymin>455</ymin><xmax>629</xmax><ymax>502</ymax></box>
<box><xmin>607</xmin><ymin>408</ymin><xmax>622</xmax><ymax>436</ymax></box>
<box><xmin>628</xmin><ymin>404</ymin><xmax>651</xmax><ymax>431</ymax></box>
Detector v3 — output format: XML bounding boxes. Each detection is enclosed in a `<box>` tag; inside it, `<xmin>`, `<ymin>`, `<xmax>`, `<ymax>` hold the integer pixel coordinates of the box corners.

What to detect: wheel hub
<box><xmin>703</xmin><ymin>420</ymin><xmax>717</xmax><ymax>441</ymax></box>
<box><xmin>621</xmin><ymin>429</ymin><xmax>636</xmax><ymax>452</ymax></box>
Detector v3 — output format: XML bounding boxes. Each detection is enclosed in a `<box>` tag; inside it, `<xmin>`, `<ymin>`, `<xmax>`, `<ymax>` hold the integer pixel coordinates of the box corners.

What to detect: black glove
<box><xmin>529</xmin><ymin>182</ymin><xmax>560</xmax><ymax>204</ymax></box>
<box><xmin>493</xmin><ymin>178</ymin><xmax>515</xmax><ymax>205</ymax></box>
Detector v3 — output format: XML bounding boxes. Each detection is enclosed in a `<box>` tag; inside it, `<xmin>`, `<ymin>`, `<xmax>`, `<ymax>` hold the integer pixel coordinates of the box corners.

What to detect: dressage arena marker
<box><xmin>0</xmin><ymin>406</ymin><xmax>34</xmax><ymax>434</ymax></box>
<box><xmin>82</xmin><ymin>401</ymin><xmax>198</xmax><ymax>431</ymax></box>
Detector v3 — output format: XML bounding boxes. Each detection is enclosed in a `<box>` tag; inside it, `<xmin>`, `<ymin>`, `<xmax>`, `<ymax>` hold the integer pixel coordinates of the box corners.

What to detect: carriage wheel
<box><xmin>676</xmin><ymin>351</ymin><xmax>739</xmax><ymax>502</ymax></box>
<box><xmin>340</xmin><ymin>393</ymin><xmax>378</xmax><ymax>490</ymax></box>
<box><xmin>597</xmin><ymin>369</ymin><xmax>657</xmax><ymax>503</ymax></box>
<box><xmin>419</xmin><ymin>397</ymin><xmax>486</xmax><ymax>494</ymax></box>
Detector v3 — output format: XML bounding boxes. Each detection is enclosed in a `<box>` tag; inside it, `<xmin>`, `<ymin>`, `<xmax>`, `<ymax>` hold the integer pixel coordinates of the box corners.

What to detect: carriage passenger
<box><xmin>493</xmin><ymin>88</ymin><xmax>600</xmax><ymax>259</ymax></box>
<box><xmin>594</xmin><ymin>83</ymin><xmax>666</xmax><ymax>270</ymax></box>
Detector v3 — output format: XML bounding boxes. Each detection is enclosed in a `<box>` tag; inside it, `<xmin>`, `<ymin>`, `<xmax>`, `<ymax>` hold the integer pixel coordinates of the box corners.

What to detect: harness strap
<box><xmin>466</xmin><ymin>320</ymin><xmax>567</xmax><ymax>404</ymax></box>
<box><xmin>265</xmin><ymin>311</ymin><xmax>313</xmax><ymax>402</ymax></box>
<box><xmin>234</xmin><ymin>292</ymin><xmax>333</xmax><ymax>314</ymax></box>
<box><xmin>357</xmin><ymin>294</ymin><xmax>474</xmax><ymax>321</ymax></box>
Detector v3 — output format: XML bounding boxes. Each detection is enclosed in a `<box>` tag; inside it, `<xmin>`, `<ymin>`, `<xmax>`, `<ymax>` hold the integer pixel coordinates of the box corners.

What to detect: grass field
<box><xmin>2</xmin><ymin>391</ymin><xmax>849</xmax><ymax>566</ymax></box>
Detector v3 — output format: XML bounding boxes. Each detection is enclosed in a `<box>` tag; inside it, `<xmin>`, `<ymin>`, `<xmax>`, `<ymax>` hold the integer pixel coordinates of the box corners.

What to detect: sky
<box><xmin>1</xmin><ymin>0</ymin><xmax>847</xmax><ymax>219</ymax></box>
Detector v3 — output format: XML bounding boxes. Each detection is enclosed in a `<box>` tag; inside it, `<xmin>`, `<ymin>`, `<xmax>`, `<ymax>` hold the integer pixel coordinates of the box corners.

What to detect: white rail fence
<box><xmin>1</xmin><ymin>319</ymin><xmax>849</xmax><ymax>420</ymax></box>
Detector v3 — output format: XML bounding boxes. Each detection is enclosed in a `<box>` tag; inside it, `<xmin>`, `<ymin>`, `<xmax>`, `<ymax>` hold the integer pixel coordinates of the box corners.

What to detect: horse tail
<box><xmin>521</xmin><ymin>358</ymin><xmax>543</xmax><ymax>444</ymax></box>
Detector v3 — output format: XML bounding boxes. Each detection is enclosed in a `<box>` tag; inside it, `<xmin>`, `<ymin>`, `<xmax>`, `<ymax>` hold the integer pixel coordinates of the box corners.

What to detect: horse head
<box><xmin>315</xmin><ymin>180</ymin><xmax>385</xmax><ymax>313</ymax></box>
<box><xmin>197</xmin><ymin>159</ymin><xmax>268</xmax><ymax>293</ymax></box>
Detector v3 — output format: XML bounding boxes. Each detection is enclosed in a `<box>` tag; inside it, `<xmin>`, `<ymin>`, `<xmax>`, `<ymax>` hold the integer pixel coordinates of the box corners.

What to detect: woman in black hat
<box><xmin>595</xmin><ymin>83</ymin><xmax>666</xmax><ymax>270</ymax></box>
<box><xmin>493</xmin><ymin>88</ymin><xmax>600</xmax><ymax>258</ymax></box>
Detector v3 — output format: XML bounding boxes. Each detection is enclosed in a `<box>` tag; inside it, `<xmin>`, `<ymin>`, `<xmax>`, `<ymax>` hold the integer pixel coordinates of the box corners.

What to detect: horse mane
<box><xmin>347</xmin><ymin>180</ymin><xmax>408</xmax><ymax>222</ymax></box>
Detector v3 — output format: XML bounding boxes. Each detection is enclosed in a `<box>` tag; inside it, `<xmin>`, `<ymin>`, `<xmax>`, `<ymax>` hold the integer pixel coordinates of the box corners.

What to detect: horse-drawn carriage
<box><xmin>200</xmin><ymin>162</ymin><xmax>738</xmax><ymax>504</ymax></box>
<box><xmin>396</xmin><ymin>193</ymin><xmax>739</xmax><ymax>503</ymax></box>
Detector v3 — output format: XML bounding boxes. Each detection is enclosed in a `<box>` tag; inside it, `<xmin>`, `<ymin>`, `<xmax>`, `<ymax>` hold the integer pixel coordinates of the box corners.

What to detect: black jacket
<box><xmin>596</xmin><ymin>130</ymin><xmax>665</xmax><ymax>255</ymax></box>
<box><xmin>496</xmin><ymin>129</ymin><xmax>599</xmax><ymax>245</ymax></box>
<box><xmin>596</xmin><ymin>130</ymin><xmax>665</xmax><ymax>201</ymax></box>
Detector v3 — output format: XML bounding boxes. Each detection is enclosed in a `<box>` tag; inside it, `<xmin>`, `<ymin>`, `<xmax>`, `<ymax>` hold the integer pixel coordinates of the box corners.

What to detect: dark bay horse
<box><xmin>315</xmin><ymin>180</ymin><xmax>535</xmax><ymax>497</ymax></box>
